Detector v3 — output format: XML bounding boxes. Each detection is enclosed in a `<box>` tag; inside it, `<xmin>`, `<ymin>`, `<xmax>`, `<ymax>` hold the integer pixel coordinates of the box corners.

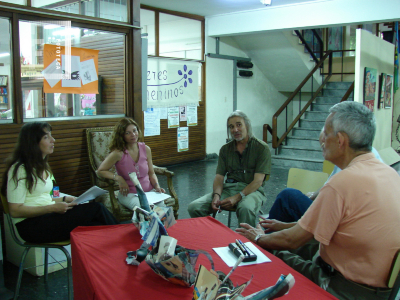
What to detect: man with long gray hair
<box><xmin>188</xmin><ymin>110</ymin><xmax>271</xmax><ymax>226</ymax></box>
<box><xmin>237</xmin><ymin>101</ymin><xmax>400</xmax><ymax>299</ymax></box>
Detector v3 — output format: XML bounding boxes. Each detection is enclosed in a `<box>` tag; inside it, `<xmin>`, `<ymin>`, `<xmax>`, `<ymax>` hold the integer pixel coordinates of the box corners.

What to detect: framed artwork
<box><xmin>327</xmin><ymin>27</ymin><xmax>343</xmax><ymax>57</ymax></box>
<box><xmin>385</xmin><ymin>74</ymin><xmax>393</xmax><ymax>108</ymax></box>
<box><xmin>378</xmin><ymin>73</ymin><xmax>386</xmax><ymax>109</ymax></box>
<box><xmin>363</xmin><ymin>67</ymin><xmax>377</xmax><ymax>112</ymax></box>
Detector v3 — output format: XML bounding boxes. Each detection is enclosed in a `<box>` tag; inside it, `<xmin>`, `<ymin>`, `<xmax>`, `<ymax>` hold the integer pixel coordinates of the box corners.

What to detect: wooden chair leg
<box><xmin>166</xmin><ymin>175</ymin><xmax>179</xmax><ymax>220</ymax></box>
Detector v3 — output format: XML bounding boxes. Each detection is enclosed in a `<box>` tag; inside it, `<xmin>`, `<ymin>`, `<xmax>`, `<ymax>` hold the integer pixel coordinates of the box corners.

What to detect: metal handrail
<box><xmin>311</xmin><ymin>29</ymin><xmax>324</xmax><ymax>60</ymax></box>
<box><xmin>271</xmin><ymin>50</ymin><xmax>333</xmax><ymax>149</ymax></box>
<box><xmin>294</xmin><ymin>30</ymin><xmax>322</xmax><ymax>65</ymax></box>
<box><xmin>320</xmin><ymin>49</ymin><xmax>356</xmax><ymax>81</ymax></box>
<box><xmin>340</xmin><ymin>81</ymin><xmax>354</xmax><ymax>102</ymax></box>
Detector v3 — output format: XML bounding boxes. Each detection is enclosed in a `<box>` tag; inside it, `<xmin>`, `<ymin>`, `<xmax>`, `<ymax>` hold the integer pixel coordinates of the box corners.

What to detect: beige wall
<box><xmin>354</xmin><ymin>29</ymin><xmax>395</xmax><ymax>150</ymax></box>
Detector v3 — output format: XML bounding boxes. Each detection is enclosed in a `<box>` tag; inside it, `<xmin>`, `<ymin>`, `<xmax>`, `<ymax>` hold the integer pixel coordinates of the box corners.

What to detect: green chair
<box><xmin>1</xmin><ymin>194</ymin><xmax>72</xmax><ymax>300</ymax></box>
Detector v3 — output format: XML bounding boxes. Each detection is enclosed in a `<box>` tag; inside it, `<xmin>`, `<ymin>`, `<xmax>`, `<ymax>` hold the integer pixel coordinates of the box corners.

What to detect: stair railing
<box><xmin>266</xmin><ymin>50</ymin><xmax>333</xmax><ymax>151</ymax></box>
<box><xmin>340</xmin><ymin>81</ymin><xmax>354</xmax><ymax>102</ymax></box>
<box><xmin>321</xmin><ymin>49</ymin><xmax>355</xmax><ymax>81</ymax></box>
<box><xmin>294</xmin><ymin>30</ymin><xmax>323</xmax><ymax>65</ymax></box>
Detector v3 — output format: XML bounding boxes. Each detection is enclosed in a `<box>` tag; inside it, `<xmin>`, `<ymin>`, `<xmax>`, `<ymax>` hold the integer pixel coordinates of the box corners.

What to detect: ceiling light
<box><xmin>260</xmin><ymin>0</ymin><xmax>272</xmax><ymax>6</ymax></box>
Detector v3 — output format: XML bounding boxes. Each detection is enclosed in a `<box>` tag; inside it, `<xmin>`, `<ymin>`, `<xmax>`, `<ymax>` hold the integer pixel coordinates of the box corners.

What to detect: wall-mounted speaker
<box><xmin>237</xmin><ymin>61</ymin><xmax>253</xmax><ymax>69</ymax></box>
<box><xmin>238</xmin><ymin>70</ymin><xmax>253</xmax><ymax>77</ymax></box>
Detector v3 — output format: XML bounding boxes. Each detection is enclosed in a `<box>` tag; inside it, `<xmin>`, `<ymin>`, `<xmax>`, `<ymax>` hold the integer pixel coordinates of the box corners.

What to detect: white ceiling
<box><xmin>140</xmin><ymin>0</ymin><xmax>320</xmax><ymax>17</ymax></box>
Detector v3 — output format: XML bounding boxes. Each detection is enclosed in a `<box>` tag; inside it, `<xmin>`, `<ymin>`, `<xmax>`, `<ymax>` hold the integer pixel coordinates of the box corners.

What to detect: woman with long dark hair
<box><xmin>97</xmin><ymin>118</ymin><xmax>167</xmax><ymax>210</ymax></box>
<box><xmin>1</xmin><ymin>122</ymin><xmax>118</xmax><ymax>243</ymax></box>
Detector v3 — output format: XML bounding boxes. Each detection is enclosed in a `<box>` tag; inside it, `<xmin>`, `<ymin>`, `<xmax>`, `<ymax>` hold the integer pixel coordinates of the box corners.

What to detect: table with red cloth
<box><xmin>71</xmin><ymin>216</ymin><xmax>337</xmax><ymax>300</ymax></box>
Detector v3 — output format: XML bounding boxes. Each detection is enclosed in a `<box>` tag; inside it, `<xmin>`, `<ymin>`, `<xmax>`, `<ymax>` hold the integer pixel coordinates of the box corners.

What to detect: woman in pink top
<box><xmin>97</xmin><ymin>118</ymin><xmax>165</xmax><ymax>210</ymax></box>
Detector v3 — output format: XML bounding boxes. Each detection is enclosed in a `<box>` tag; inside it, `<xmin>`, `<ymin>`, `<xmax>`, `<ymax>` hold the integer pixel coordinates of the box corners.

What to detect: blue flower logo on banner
<box><xmin>178</xmin><ymin>65</ymin><xmax>193</xmax><ymax>88</ymax></box>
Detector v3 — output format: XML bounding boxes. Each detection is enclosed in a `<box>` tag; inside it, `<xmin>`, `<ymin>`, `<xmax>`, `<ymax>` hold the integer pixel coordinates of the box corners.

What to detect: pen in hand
<box><xmin>215</xmin><ymin>206</ymin><xmax>221</xmax><ymax>216</ymax></box>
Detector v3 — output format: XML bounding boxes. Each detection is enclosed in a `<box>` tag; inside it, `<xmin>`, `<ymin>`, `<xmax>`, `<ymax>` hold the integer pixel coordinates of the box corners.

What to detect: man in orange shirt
<box><xmin>237</xmin><ymin>101</ymin><xmax>400</xmax><ymax>300</ymax></box>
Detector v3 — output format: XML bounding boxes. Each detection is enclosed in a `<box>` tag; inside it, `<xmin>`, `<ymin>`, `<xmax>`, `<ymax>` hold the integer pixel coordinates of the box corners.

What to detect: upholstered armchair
<box><xmin>86</xmin><ymin>127</ymin><xmax>179</xmax><ymax>222</ymax></box>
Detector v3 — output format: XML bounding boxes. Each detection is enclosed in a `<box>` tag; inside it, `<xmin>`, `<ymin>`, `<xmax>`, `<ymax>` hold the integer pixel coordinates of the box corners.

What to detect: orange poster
<box><xmin>43</xmin><ymin>44</ymin><xmax>99</xmax><ymax>94</ymax></box>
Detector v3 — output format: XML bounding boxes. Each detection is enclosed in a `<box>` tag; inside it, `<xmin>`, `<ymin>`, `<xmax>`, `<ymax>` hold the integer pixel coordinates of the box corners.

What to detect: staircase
<box><xmin>271</xmin><ymin>82</ymin><xmax>354</xmax><ymax>171</ymax></box>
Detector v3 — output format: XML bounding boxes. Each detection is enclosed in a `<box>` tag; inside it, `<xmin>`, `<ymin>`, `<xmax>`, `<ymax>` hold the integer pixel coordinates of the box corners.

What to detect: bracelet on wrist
<box><xmin>62</xmin><ymin>196</ymin><xmax>66</xmax><ymax>202</ymax></box>
<box><xmin>212</xmin><ymin>192</ymin><xmax>221</xmax><ymax>199</ymax></box>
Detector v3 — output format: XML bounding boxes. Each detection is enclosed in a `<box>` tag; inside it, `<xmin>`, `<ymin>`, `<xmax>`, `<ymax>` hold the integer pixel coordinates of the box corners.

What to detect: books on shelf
<box><xmin>0</xmin><ymin>96</ymin><xmax>7</xmax><ymax>104</ymax></box>
<box><xmin>0</xmin><ymin>87</ymin><xmax>7</xmax><ymax>94</ymax></box>
<box><xmin>0</xmin><ymin>75</ymin><xmax>7</xmax><ymax>86</ymax></box>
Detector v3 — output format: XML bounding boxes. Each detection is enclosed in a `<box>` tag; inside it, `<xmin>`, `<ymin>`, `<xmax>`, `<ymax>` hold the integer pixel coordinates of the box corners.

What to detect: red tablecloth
<box><xmin>71</xmin><ymin>216</ymin><xmax>337</xmax><ymax>300</ymax></box>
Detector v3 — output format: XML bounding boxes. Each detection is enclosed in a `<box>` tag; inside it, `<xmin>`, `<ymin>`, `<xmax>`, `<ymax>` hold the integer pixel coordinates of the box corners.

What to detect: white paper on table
<box><xmin>43</xmin><ymin>59</ymin><xmax>62</xmax><ymax>88</ymax></box>
<box><xmin>62</xmin><ymin>55</ymin><xmax>81</xmax><ymax>87</ymax></box>
<box><xmin>144</xmin><ymin>191</ymin><xmax>171</xmax><ymax>205</ymax></box>
<box><xmin>72</xmin><ymin>186</ymin><xmax>107</xmax><ymax>204</ymax></box>
<box><xmin>213</xmin><ymin>242</ymin><xmax>271</xmax><ymax>267</ymax></box>
<box><xmin>80</xmin><ymin>59</ymin><xmax>98</xmax><ymax>85</ymax></box>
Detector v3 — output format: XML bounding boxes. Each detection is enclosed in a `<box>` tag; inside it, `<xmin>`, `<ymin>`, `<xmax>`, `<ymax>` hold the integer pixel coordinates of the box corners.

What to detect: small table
<box><xmin>71</xmin><ymin>217</ymin><xmax>337</xmax><ymax>300</ymax></box>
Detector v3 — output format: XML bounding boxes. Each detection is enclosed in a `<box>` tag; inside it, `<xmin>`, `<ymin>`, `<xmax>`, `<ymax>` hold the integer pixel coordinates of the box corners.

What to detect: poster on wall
<box><xmin>378</xmin><ymin>73</ymin><xmax>386</xmax><ymax>109</ymax></box>
<box><xmin>144</xmin><ymin>108</ymin><xmax>161</xmax><ymax>137</ymax></box>
<box><xmin>168</xmin><ymin>106</ymin><xmax>180</xmax><ymax>128</ymax></box>
<box><xmin>146</xmin><ymin>58</ymin><xmax>201</xmax><ymax>108</ymax></box>
<box><xmin>81</xmin><ymin>94</ymin><xmax>96</xmax><ymax>116</ymax></box>
<box><xmin>186</xmin><ymin>105</ymin><xmax>198</xmax><ymax>126</ymax></box>
<box><xmin>180</xmin><ymin>106</ymin><xmax>187</xmax><ymax>121</ymax></box>
<box><xmin>43</xmin><ymin>44</ymin><xmax>99</xmax><ymax>94</ymax></box>
<box><xmin>363</xmin><ymin>67</ymin><xmax>377</xmax><ymax>112</ymax></box>
<box><xmin>385</xmin><ymin>74</ymin><xmax>393</xmax><ymax>109</ymax></box>
<box><xmin>177</xmin><ymin>127</ymin><xmax>189</xmax><ymax>152</ymax></box>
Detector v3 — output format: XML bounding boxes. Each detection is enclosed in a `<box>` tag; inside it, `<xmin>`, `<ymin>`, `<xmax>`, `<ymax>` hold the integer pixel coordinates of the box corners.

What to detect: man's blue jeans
<box><xmin>268</xmin><ymin>188</ymin><xmax>312</xmax><ymax>222</ymax></box>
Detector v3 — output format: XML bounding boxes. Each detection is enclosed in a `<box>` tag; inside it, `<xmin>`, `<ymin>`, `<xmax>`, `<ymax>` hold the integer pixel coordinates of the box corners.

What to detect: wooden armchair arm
<box><xmin>154</xmin><ymin>166</ymin><xmax>179</xmax><ymax>219</ymax></box>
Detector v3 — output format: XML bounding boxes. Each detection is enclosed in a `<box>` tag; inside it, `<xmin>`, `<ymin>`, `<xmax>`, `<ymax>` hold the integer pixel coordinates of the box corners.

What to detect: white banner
<box><xmin>146</xmin><ymin>58</ymin><xmax>201</xmax><ymax>108</ymax></box>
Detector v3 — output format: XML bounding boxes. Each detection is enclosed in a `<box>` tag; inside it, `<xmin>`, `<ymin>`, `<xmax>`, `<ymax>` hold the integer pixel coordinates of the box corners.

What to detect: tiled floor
<box><xmin>2</xmin><ymin>158</ymin><xmax>400</xmax><ymax>299</ymax></box>
<box><xmin>1</xmin><ymin>159</ymin><xmax>290</xmax><ymax>300</ymax></box>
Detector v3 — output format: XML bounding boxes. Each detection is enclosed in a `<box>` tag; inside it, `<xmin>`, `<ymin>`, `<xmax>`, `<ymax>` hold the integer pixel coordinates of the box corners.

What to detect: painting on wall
<box><xmin>327</xmin><ymin>27</ymin><xmax>343</xmax><ymax>57</ymax></box>
<box><xmin>385</xmin><ymin>74</ymin><xmax>393</xmax><ymax>108</ymax></box>
<box><xmin>363</xmin><ymin>67</ymin><xmax>377</xmax><ymax>112</ymax></box>
<box><xmin>378</xmin><ymin>73</ymin><xmax>386</xmax><ymax>109</ymax></box>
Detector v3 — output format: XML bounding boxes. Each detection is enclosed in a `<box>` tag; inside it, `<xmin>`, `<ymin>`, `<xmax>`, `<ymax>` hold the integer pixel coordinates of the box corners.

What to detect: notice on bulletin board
<box><xmin>178</xmin><ymin>127</ymin><xmax>189</xmax><ymax>152</ymax></box>
<box><xmin>144</xmin><ymin>108</ymin><xmax>161</xmax><ymax>137</ymax></box>
<box><xmin>168</xmin><ymin>106</ymin><xmax>180</xmax><ymax>128</ymax></box>
<box><xmin>180</xmin><ymin>106</ymin><xmax>187</xmax><ymax>121</ymax></box>
<box><xmin>43</xmin><ymin>44</ymin><xmax>99</xmax><ymax>94</ymax></box>
<box><xmin>187</xmin><ymin>105</ymin><xmax>198</xmax><ymax>126</ymax></box>
<box><xmin>159</xmin><ymin>107</ymin><xmax>168</xmax><ymax>119</ymax></box>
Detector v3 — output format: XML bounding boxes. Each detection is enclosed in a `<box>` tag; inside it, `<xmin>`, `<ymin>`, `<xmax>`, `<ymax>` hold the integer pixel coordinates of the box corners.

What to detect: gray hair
<box><xmin>226</xmin><ymin>110</ymin><xmax>253</xmax><ymax>139</ymax></box>
<box><xmin>328</xmin><ymin>101</ymin><xmax>376</xmax><ymax>151</ymax></box>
